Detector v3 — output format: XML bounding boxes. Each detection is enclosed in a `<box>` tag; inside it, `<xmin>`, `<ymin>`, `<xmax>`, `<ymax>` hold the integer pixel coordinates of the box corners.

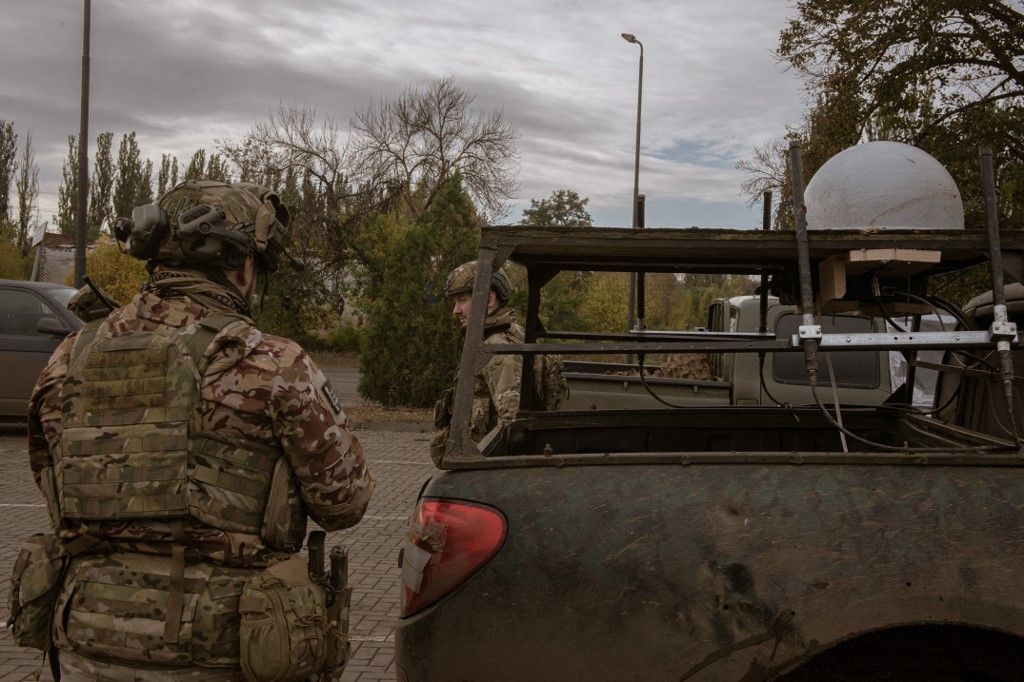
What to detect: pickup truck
<box><xmin>562</xmin><ymin>295</ymin><xmax>893</xmax><ymax>410</ymax></box>
<box><xmin>395</xmin><ymin>224</ymin><xmax>1024</xmax><ymax>681</ymax></box>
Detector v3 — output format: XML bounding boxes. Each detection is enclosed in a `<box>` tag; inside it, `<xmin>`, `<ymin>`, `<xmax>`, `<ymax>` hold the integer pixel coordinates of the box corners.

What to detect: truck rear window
<box><xmin>772</xmin><ymin>314</ymin><xmax>880</xmax><ymax>388</ymax></box>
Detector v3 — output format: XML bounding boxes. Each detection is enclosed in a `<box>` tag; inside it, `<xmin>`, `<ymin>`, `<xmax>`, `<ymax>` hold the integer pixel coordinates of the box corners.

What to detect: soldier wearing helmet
<box><xmin>432</xmin><ymin>260</ymin><xmax>565</xmax><ymax>464</ymax></box>
<box><xmin>444</xmin><ymin>260</ymin><xmax>514</xmax><ymax>329</ymax></box>
<box><xmin>22</xmin><ymin>181</ymin><xmax>373</xmax><ymax>679</ymax></box>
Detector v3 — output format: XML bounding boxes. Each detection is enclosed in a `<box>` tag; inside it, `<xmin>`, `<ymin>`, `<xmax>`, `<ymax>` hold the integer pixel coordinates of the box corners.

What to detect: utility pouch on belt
<box><xmin>239</xmin><ymin>555</ymin><xmax>333</xmax><ymax>681</ymax></box>
<box><xmin>7</xmin><ymin>533</ymin><xmax>67</xmax><ymax>651</ymax></box>
<box><xmin>326</xmin><ymin>544</ymin><xmax>352</xmax><ymax>674</ymax></box>
<box><xmin>54</xmin><ymin>552</ymin><xmax>251</xmax><ymax>668</ymax></box>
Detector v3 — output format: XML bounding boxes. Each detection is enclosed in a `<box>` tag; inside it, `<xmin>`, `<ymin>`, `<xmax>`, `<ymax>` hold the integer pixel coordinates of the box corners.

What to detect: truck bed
<box><xmin>561</xmin><ymin>371</ymin><xmax>731</xmax><ymax>411</ymax></box>
<box><xmin>483</xmin><ymin>407</ymin><xmax>1011</xmax><ymax>459</ymax></box>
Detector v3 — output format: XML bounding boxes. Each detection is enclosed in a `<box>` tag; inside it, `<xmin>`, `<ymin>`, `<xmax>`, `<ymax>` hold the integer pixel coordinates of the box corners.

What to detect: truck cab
<box><xmin>562</xmin><ymin>295</ymin><xmax>893</xmax><ymax>410</ymax></box>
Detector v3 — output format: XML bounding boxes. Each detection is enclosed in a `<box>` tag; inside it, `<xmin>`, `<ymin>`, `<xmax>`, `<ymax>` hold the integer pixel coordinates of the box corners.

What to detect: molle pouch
<box><xmin>330</xmin><ymin>585</ymin><xmax>352</xmax><ymax>672</ymax></box>
<box><xmin>53</xmin><ymin>552</ymin><xmax>252</xmax><ymax>668</ymax></box>
<box><xmin>7</xmin><ymin>533</ymin><xmax>67</xmax><ymax>650</ymax></box>
<box><xmin>37</xmin><ymin>466</ymin><xmax>61</xmax><ymax>529</ymax></box>
<box><xmin>239</xmin><ymin>556</ymin><xmax>328</xmax><ymax>681</ymax></box>
<box><xmin>261</xmin><ymin>458</ymin><xmax>307</xmax><ymax>553</ymax></box>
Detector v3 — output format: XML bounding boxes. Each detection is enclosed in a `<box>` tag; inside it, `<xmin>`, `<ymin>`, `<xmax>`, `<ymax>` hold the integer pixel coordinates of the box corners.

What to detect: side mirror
<box><xmin>36</xmin><ymin>316</ymin><xmax>70</xmax><ymax>337</ymax></box>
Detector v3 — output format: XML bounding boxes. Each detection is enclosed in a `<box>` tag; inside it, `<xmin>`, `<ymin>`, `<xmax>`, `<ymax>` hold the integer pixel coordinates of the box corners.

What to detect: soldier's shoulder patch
<box><xmin>320</xmin><ymin>379</ymin><xmax>343</xmax><ymax>416</ymax></box>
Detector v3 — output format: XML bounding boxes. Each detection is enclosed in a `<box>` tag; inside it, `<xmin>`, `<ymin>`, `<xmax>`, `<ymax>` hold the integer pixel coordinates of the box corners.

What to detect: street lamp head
<box><xmin>621</xmin><ymin>33</ymin><xmax>638</xmax><ymax>43</ymax></box>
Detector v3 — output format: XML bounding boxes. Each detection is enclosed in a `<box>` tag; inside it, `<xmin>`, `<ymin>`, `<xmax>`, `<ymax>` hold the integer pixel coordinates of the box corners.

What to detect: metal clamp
<box><xmin>798</xmin><ymin>324</ymin><xmax>822</xmax><ymax>340</ymax></box>
<box><xmin>990</xmin><ymin>319</ymin><xmax>1018</xmax><ymax>340</ymax></box>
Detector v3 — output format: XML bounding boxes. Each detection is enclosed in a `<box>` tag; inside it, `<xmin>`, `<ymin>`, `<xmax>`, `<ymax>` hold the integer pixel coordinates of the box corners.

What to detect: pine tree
<box><xmin>0</xmin><ymin>121</ymin><xmax>17</xmax><ymax>229</ymax></box>
<box><xmin>113</xmin><ymin>132</ymin><xmax>152</xmax><ymax>219</ymax></box>
<box><xmin>14</xmin><ymin>129</ymin><xmax>38</xmax><ymax>254</ymax></box>
<box><xmin>56</xmin><ymin>135</ymin><xmax>79</xmax><ymax>235</ymax></box>
<box><xmin>359</xmin><ymin>173</ymin><xmax>479</xmax><ymax>406</ymax></box>
<box><xmin>158</xmin><ymin>154</ymin><xmax>174</xmax><ymax>196</ymax></box>
<box><xmin>87</xmin><ymin>132</ymin><xmax>114</xmax><ymax>239</ymax></box>
<box><xmin>185</xmin><ymin>149</ymin><xmax>207</xmax><ymax>182</ymax></box>
<box><xmin>205</xmin><ymin>153</ymin><xmax>230</xmax><ymax>182</ymax></box>
<box><xmin>141</xmin><ymin>158</ymin><xmax>154</xmax><ymax>203</ymax></box>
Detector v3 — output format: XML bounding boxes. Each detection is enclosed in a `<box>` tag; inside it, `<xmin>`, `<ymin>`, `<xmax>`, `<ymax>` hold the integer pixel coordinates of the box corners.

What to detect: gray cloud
<box><xmin>2</xmin><ymin>0</ymin><xmax>806</xmax><ymax>227</ymax></box>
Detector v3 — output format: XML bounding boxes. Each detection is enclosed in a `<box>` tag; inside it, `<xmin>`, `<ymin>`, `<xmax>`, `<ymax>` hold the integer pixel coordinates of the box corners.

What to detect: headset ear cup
<box><xmin>127</xmin><ymin>204</ymin><xmax>169</xmax><ymax>260</ymax></box>
<box><xmin>224</xmin><ymin>244</ymin><xmax>246</xmax><ymax>270</ymax></box>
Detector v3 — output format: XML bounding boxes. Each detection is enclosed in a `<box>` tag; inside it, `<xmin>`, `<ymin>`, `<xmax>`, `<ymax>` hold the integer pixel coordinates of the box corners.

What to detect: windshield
<box><xmin>50</xmin><ymin>287</ymin><xmax>81</xmax><ymax>317</ymax></box>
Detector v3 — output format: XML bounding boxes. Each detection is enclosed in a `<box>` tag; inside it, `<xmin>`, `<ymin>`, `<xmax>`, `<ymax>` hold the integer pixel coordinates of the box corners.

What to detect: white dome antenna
<box><xmin>805</xmin><ymin>141</ymin><xmax>964</xmax><ymax>231</ymax></box>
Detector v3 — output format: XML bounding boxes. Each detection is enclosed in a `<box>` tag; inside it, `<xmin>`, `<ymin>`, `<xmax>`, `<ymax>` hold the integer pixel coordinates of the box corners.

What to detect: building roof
<box><xmin>41</xmin><ymin>232</ymin><xmax>77</xmax><ymax>249</ymax></box>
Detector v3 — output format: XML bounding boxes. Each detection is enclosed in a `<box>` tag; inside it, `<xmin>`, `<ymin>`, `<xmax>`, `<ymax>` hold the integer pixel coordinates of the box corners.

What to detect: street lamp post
<box><xmin>75</xmin><ymin>0</ymin><xmax>91</xmax><ymax>288</ymax></box>
<box><xmin>621</xmin><ymin>32</ymin><xmax>644</xmax><ymax>339</ymax></box>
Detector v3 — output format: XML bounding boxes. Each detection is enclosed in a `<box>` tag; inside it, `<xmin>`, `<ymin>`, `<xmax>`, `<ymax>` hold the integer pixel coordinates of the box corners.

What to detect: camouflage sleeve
<box><xmin>272</xmin><ymin>346</ymin><xmax>374</xmax><ymax>531</ymax></box>
<box><xmin>28</xmin><ymin>332</ymin><xmax>77</xmax><ymax>489</ymax></box>
<box><xmin>482</xmin><ymin>352</ymin><xmax>523</xmax><ymax>425</ymax></box>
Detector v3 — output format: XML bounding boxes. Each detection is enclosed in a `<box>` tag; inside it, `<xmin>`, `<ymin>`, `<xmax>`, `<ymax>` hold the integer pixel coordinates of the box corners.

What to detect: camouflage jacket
<box><xmin>28</xmin><ymin>289</ymin><xmax>374</xmax><ymax>565</ymax></box>
<box><xmin>473</xmin><ymin>309</ymin><xmax>526</xmax><ymax>439</ymax></box>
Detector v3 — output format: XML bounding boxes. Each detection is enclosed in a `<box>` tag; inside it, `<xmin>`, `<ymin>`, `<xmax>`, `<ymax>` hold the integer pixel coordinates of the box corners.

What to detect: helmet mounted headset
<box><xmin>113</xmin><ymin>181</ymin><xmax>294</xmax><ymax>274</ymax></box>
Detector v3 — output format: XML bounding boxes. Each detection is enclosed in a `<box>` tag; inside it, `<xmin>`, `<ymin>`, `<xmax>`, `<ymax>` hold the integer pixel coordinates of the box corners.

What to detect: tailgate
<box><xmin>395</xmin><ymin>461</ymin><xmax>1024</xmax><ymax>681</ymax></box>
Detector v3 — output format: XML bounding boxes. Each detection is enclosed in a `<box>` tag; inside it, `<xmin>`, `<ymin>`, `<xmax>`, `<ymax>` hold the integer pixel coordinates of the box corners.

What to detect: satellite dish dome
<box><xmin>805</xmin><ymin>141</ymin><xmax>964</xmax><ymax>231</ymax></box>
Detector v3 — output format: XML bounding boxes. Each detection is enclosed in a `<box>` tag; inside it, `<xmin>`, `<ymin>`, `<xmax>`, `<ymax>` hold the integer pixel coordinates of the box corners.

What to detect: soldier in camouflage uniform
<box><xmin>19</xmin><ymin>181</ymin><xmax>373</xmax><ymax>680</ymax></box>
<box><xmin>431</xmin><ymin>261</ymin><xmax>565</xmax><ymax>464</ymax></box>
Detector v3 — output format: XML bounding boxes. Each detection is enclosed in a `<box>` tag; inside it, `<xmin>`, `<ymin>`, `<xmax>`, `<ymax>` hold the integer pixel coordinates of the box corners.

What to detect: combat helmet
<box><xmin>114</xmin><ymin>181</ymin><xmax>291</xmax><ymax>272</ymax></box>
<box><xmin>444</xmin><ymin>260</ymin><xmax>513</xmax><ymax>303</ymax></box>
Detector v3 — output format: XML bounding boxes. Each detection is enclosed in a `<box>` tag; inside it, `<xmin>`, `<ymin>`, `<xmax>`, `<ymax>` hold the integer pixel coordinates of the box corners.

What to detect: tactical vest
<box><xmin>27</xmin><ymin>315</ymin><xmax>345</xmax><ymax>675</ymax></box>
<box><xmin>57</xmin><ymin>314</ymin><xmax>291</xmax><ymax>546</ymax></box>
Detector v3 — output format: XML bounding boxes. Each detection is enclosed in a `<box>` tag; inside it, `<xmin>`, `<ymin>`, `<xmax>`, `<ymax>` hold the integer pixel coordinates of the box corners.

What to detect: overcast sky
<box><xmin>2</xmin><ymin>0</ymin><xmax>809</xmax><ymax>230</ymax></box>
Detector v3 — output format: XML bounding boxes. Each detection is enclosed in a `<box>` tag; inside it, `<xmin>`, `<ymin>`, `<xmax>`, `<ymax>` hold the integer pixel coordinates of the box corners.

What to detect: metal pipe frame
<box><xmin>485</xmin><ymin>329</ymin><xmax>1014</xmax><ymax>356</ymax></box>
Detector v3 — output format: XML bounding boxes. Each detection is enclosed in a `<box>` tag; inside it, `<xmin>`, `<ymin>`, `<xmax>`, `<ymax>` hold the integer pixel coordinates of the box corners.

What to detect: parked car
<box><xmin>0</xmin><ymin>280</ymin><xmax>84</xmax><ymax>421</ymax></box>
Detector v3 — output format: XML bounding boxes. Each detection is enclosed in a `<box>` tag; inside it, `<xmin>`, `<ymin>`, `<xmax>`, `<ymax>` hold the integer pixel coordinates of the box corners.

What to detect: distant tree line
<box><xmin>6</xmin><ymin>75</ymin><xmax>753</xmax><ymax>407</ymax></box>
<box><xmin>738</xmin><ymin>0</ymin><xmax>1023</xmax><ymax>304</ymax></box>
<box><xmin>4</xmin><ymin>78</ymin><xmax>522</xmax><ymax>407</ymax></box>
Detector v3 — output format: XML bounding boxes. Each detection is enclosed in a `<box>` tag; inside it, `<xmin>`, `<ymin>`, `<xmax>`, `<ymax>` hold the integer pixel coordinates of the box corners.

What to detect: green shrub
<box><xmin>325</xmin><ymin>325</ymin><xmax>362</xmax><ymax>352</ymax></box>
<box><xmin>358</xmin><ymin>173</ymin><xmax>478</xmax><ymax>407</ymax></box>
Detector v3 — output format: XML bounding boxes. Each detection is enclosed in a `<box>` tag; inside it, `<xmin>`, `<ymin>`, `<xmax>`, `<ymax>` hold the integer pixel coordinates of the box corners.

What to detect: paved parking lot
<box><xmin>0</xmin><ymin>422</ymin><xmax>435</xmax><ymax>681</ymax></box>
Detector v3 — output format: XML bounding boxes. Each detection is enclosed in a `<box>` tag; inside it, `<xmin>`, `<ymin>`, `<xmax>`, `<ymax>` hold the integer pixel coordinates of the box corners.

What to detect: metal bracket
<box><xmin>798</xmin><ymin>324</ymin><xmax>822</xmax><ymax>340</ymax></box>
<box><xmin>990</xmin><ymin>319</ymin><xmax>1018</xmax><ymax>340</ymax></box>
<box><xmin>793</xmin><ymin>329</ymin><xmax>1020</xmax><ymax>351</ymax></box>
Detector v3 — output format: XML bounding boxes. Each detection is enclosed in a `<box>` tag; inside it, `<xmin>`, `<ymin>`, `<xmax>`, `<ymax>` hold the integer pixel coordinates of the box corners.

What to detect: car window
<box><xmin>772</xmin><ymin>313</ymin><xmax>880</xmax><ymax>389</ymax></box>
<box><xmin>0</xmin><ymin>288</ymin><xmax>61</xmax><ymax>336</ymax></box>
<box><xmin>49</xmin><ymin>287</ymin><xmax>78</xmax><ymax>309</ymax></box>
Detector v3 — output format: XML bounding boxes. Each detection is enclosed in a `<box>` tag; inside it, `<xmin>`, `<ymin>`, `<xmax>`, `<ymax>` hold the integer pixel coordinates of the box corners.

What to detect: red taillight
<box><xmin>400</xmin><ymin>498</ymin><xmax>506</xmax><ymax>617</ymax></box>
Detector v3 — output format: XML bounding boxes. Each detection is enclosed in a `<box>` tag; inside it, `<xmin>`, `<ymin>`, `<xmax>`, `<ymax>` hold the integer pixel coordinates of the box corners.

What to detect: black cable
<box><xmin>799</xmin><ymin>293</ymin><xmax>1012</xmax><ymax>451</ymax></box>
<box><xmin>635</xmin><ymin>352</ymin><xmax>697</xmax><ymax>409</ymax></box>
<box><xmin>807</xmin><ymin>379</ymin><xmax>1010</xmax><ymax>452</ymax></box>
<box><xmin>926</xmin><ymin>294</ymin><xmax>975</xmax><ymax>331</ymax></box>
<box><xmin>877</xmin><ymin>291</ymin><xmax>984</xmax><ymax>418</ymax></box>
<box><xmin>871</xmin><ymin>297</ymin><xmax>907</xmax><ymax>333</ymax></box>
<box><xmin>757</xmin><ymin>352</ymin><xmax>788</xmax><ymax>408</ymax></box>
<box><xmin>875</xmin><ymin>381</ymin><xmax>963</xmax><ymax>419</ymax></box>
